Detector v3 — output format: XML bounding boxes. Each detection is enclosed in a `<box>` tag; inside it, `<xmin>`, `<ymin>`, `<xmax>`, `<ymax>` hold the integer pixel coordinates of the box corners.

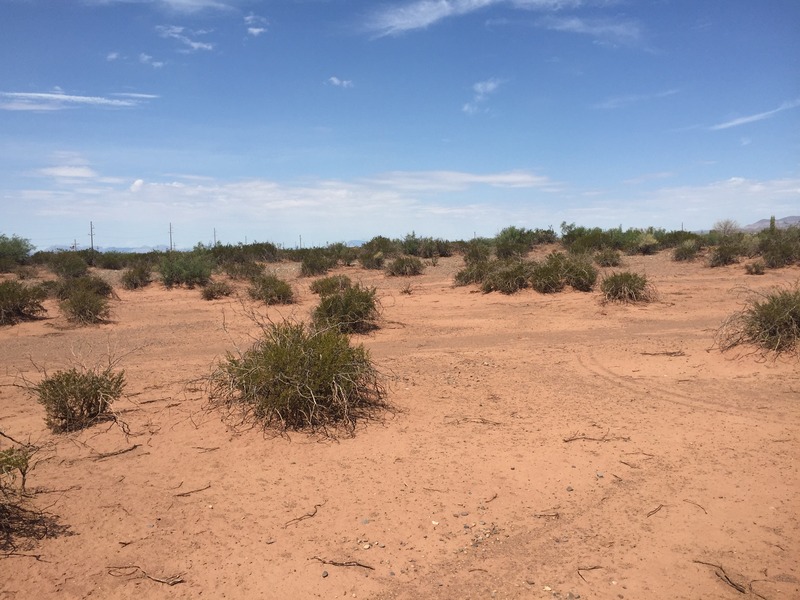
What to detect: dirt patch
<box><xmin>1</xmin><ymin>253</ymin><xmax>798</xmax><ymax>599</ymax></box>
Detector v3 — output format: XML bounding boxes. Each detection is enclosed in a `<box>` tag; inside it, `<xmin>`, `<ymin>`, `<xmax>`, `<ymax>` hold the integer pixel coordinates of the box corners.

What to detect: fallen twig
<box><xmin>310</xmin><ymin>556</ymin><xmax>374</xmax><ymax>570</ymax></box>
<box><xmin>563</xmin><ymin>429</ymin><xmax>630</xmax><ymax>443</ymax></box>
<box><xmin>284</xmin><ymin>501</ymin><xmax>325</xmax><ymax>528</ymax></box>
<box><xmin>693</xmin><ymin>560</ymin><xmax>746</xmax><ymax>594</ymax></box>
<box><xmin>534</xmin><ymin>512</ymin><xmax>560</xmax><ymax>519</ymax></box>
<box><xmin>444</xmin><ymin>415</ymin><xmax>502</xmax><ymax>426</ymax></box>
<box><xmin>641</xmin><ymin>351</ymin><xmax>686</xmax><ymax>357</ymax></box>
<box><xmin>193</xmin><ymin>446</ymin><xmax>220</xmax><ymax>453</ymax></box>
<box><xmin>683</xmin><ymin>499</ymin><xmax>708</xmax><ymax>514</ymax></box>
<box><xmin>94</xmin><ymin>445</ymin><xmax>140</xmax><ymax>461</ymax></box>
<box><xmin>174</xmin><ymin>483</ymin><xmax>211</xmax><ymax>498</ymax></box>
<box><xmin>107</xmin><ymin>565</ymin><xmax>185</xmax><ymax>586</ymax></box>
<box><xmin>484</xmin><ymin>493</ymin><xmax>498</xmax><ymax>503</ymax></box>
<box><xmin>577</xmin><ymin>566</ymin><xmax>602</xmax><ymax>582</ymax></box>
<box><xmin>647</xmin><ymin>504</ymin><xmax>664</xmax><ymax>518</ymax></box>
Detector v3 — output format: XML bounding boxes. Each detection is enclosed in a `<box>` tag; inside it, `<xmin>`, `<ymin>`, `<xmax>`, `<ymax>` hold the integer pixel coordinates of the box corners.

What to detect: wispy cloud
<box><xmin>366</xmin><ymin>0</ymin><xmax>584</xmax><ymax>37</ymax></box>
<box><xmin>0</xmin><ymin>91</ymin><xmax>154</xmax><ymax>111</ymax></box>
<box><xmin>538</xmin><ymin>15</ymin><xmax>641</xmax><ymax>46</ymax></box>
<box><xmin>106</xmin><ymin>51</ymin><xmax>120</xmax><ymax>61</ymax></box>
<box><xmin>39</xmin><ymin>166</ymin><xmax>99</xmax><ymax>179</ymax></box>
<box><xmin>139</xmin><ymin>53</ymin><xmax>165</xmax><ymax>68</ymax></box>
<box><xmin>594</xmin><ymin>89</ymin><xmax>678</xmax><ymax>110</ymax></box>
<box><xmin>709</xmin><ymin>99</ymin><xmax>800</xmax><ymax>130</ymax></box>
<box><xmin>157</xmin><ymin>25</ymin><xmax>214</xmax><ymax>52</ymax></box>
<box><xmin>463</xmin><ymin>77</ymin><xmax>503</xmax><ymax>114</ymax></box>
<box><xmin>85</xmin><ymin>0</ymin><xmax>233</xmax><ymax>13</ymax></box>
<box><xmin>244</xmin><ymin>13</ymin><xmax>267</xmax><ymax>37</ymax></box>
<box><xmin>327</xmin><ymin>76</ymin><xmax>354</xmax><ymax>89</ymax></box>
<box><xmin>365</xmin><ymin>169</ymin><xmax>557</xmax><ymax>191</ymax></box>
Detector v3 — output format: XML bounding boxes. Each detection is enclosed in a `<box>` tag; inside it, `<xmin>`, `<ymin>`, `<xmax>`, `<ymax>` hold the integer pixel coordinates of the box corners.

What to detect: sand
<box><xmin>1</xmin><ymin>250</ymin><xmax>798</xmax><ymax>599</ymax></box>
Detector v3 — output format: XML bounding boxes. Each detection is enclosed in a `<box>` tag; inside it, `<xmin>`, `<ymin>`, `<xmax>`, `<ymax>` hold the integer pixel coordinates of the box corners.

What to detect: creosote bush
<box><xmin>121</xmin><ymin>264</ymin><xmax>153</xmax><ymax>290</ymax></box>
<box><xmin>60</xmin><ymin>288</ymin><xmax>111</xmax><ymax>324</ymax></box>
<box><xmin>673</xmin><ymin>240</ymin><xmax>700</xmax><ymax>262</ymax></box>
<box><xmin>482</xmin><ymin>260</ymin><xmax>532</xmax><ymax>294</ymax></box>
<box><xmin>600</xmin><ymin>271</ymin><xmax>657</xmax><ymax>303</ymax></box>
<box><xmin>312</xmin><ymin>285</ymin><xmax>379</xmax><ymax>334</ymax></box>
<box><xmin>54</xmin><ymin>275</ymin><xmax>114</xmax><ymax>301</ymax></box>
<box><xmin>310</xmin><ymin>275</ymin><xmax>352</xmax><ymax>296</ymax></box>
<box><xmin>594</xmin><ymin>248</ymin><xmax>622</xmax><ymax>267</ymax></box>
<box><xmin>201</xmin><ymin>281</ymin><xmax>233</xmax><ymax>300</ymax></box>
<box><xmin>0</xmin><ymin>281</ymin><xmax>47</xmax><ymax>325</ymax></box>
<box><xmin>745</xmin><ymin>261</ymin><xmax>766</xmax><ymax>276</ymax></box>
<box><xmin>300</xmin><ymin>250</ymin><xmax>335</xmax><ymax>277</ymax></box>
<box><xmin>248</xmin><ymin>274</ymin><xmax>294</xmax><ymax>305</ymax></box>
<box><xmin>33</xmin><ymin>367</ymin><xmax>125</xmax><ymax>433</ymax></box>
<box><xmin>47</xmin><ymin>252</ymin><xmax>89</xmax><ymax>279</ymax></box>
<box><xmin>386</xmin><ymin>255</ymin><xmax>425</xmax><ymax>277</ymax></box>
<box><xmin>717</xmin><ymin>284</ymin><xmax>800</xmax><ymax>355</ymax></box>
<box><xmin>208</xmin><ymin>321</ymin><xmax>386</xmax><ymax>435</ymax></box>
<box><xmin>159</xmin><ymin>252</ymin><xmax>213</xmax><ymax>288</ymax></box>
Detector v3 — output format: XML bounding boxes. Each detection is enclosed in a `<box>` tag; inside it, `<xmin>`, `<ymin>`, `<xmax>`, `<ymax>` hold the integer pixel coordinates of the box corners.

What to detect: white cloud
<box><xmin>463</xmin><ymin>77</ymin><xmax>502</xmax><ymax>114</ymax></box>
<box><xmin>247</xmin><ymin>27</ymin><xmax>266</xmax><ymax>36</ymax></box>
<box><xmin>709</xmin><ymin>99</ymin><xmax>800</xmax><ymax>130</ymax></box>
<box><xmin>365</xmin><ymin>169</ymin><xmax>557</xmax><ymax>191</ymax></box>
<box><xmin>244</xmin><ymin>13</ymin><xmax>267</xmax><ymax>36</ymax></box>
<box><xmin>366</xmin><ymin>0</ymin><xmax>587</xmax><ymax>37</ymax></box>
<box><xmin>538</xmin><ymin>16</ymin><xmax>641</xmax><ymax>46</ymax></box>
<box><xmin>85</xmin><ymin>0</ymin><xmax>232</xmax><ymax>12</ymax></box>
<box><xmin>327</xmin><ymin>76</ymin><xmax>354</xmax><ymax>88</ymax></box>
<box><xmin>0</xmin><ymin>91</ymin><xmax>151</xmax><ymax>111</ymax></box>
<box><xmin>39</xmin><ymin>166</ymin><xmax>99</xmax><ymax>178</ymax></box>
<box><xmin>139</xmin><ymin>53</ymin><xmax>165</xmax><ymax>68</ymax></box>
<box><xmin>107</xmin><ymin>51</ymin><xmax>120</xmax><ymax>61</ymax></box>
<box><xmin>130</xmin><ymin>179</ymin><xmax>145</xmax><ymax>192</ymax></box>
<box><xmin>157</xmin><ymin>25</ymin><xmax>214</xmax><ymax>52</ymax></box>
<box><xmin>593</xmin><ymin>89</ymin><xmax>678</xmax><ymax>110</ymax></box>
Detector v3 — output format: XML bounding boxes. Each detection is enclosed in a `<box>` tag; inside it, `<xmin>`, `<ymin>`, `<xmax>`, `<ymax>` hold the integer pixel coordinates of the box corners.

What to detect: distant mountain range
<box><xmin>742</xmin><ymin>216</ymin><xmax>800</xmax><ymax>232</ymax></box>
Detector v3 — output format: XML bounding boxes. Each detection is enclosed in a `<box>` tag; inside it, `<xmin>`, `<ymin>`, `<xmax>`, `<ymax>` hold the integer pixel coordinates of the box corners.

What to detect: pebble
<box><xmin>322</xmin><ymin>571</ymin><xmax>328</xmax><ymax>578</ymax></box>
<box><xmin>363</xmin><ymin>543</ymin><xmax>371</xmax><ymax>550</ymax></box>
<box><xmin>596</xmin><ymin>472</ymin><xmax>604</xmax><ymax>478</ymax></box>
<box><xmin>566</xmin><ymin>486</ymin><xmax>574</xmax><ymax>492</ymax></box>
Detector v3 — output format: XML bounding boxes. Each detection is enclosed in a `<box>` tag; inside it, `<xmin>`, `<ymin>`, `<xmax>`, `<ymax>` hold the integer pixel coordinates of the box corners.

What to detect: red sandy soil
<box><xmin>1</xmin><ymin>250</ymin><xmax>798</xmax><ymax>600</ymax></box>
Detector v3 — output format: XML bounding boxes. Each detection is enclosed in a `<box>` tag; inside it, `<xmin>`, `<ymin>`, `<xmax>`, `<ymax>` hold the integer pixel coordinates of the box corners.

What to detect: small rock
<box><xmin>566</xmin><ymin>486</ymin><xmax>574</xmax><ymax>492</ymax></box>
<box><xmin>431</xmin><ymin>521</ymin><xmax>439</xmax><ymax>526</ymax></box>
<box><xmin>322</xmin><ymin>571</ymin><xmax>328</xmax><ymax>578</ymax></box>
<box><xmin>363</xmin><ymin>543</ymin><xmax>371</xmax><ymax>550</ymax></box>
<box><xmin>596</xmin><ymin>472</ymin><xmax>604</xmax><ymax>478</ymax></box>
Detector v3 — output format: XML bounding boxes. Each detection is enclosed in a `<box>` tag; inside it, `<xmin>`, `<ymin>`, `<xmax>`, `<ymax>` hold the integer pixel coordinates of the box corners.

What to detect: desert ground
<box><xmin>1</xmin><ymin>249</ymin><xmax>798</xmax><ymax>600</ymax></box>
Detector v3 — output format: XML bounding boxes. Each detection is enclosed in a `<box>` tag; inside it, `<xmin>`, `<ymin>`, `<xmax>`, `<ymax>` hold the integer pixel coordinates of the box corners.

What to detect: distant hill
<box><xmin>743</xmin><ymin>216</ymin><xmax>800</xmax><ymax>232</ymax></box>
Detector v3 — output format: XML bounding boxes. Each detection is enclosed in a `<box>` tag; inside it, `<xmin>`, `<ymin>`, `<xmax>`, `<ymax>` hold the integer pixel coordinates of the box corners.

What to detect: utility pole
<box><xmin>89</xmin><ymin>221</ymin><xmax>95</xmax><ymax>252</ymax></box>
<box><xmin>299</xmin><ymin>234</ymin><xmax>302</xmax><ymax>249</ymax></box>
<box><xmin>213</xmin><ymin>228</ymin><xmax>217</xmax><ymax>246</ymax></box>
<box><xmin>169</xmin><ymin>223</ymin><xmax>174</xmax><ymax>251</ymax></box>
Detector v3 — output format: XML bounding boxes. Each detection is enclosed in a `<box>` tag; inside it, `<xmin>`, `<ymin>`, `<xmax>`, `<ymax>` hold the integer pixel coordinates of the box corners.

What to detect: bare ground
<box><xmin>1</xmin><ymin>251</ymin><xmax>798</xmax><ymax>599</ymax></box>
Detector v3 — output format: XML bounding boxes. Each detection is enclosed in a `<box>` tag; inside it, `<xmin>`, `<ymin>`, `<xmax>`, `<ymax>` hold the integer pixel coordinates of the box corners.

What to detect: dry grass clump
<box><xmin>248</xmin><ymin>274</ymin><xmax>294</xmax><ymax>305</ymax></box>
<box><xmin>600</xmin><ymin>271</ymin><xmax>657</xmax><ymax>303</ymax></box>
<box><xmin>0</xmin><ymin>281</ymin><xmax>47</xmax><ymax>326</ymax></box>
<box><xmin>312</xmin><ymin>285</ymin><xmax>380</xmax><ymax>334</ymax></box>
<box><xmin>32</xmin><ymin>367</ymin><xmax>125</xmax><ymax>433</ymax></box>
<box><xmin>594</xmin><ymin>248</ymin><xmax>622</xmax><ymax>267</ymax></box>
<box><xmin>310</xmin><ymin>275</ymin><xmax>352</xmax><ymax>296</ymax></box>
<box><xmin>208</xmin><ymin>321</ymin><xmax>386</xmax><ymax>436</ymax></box>
<box><xmin>201</xmin><ymin>281</ymin><xmax>234</xmax><ymax>300</ymax></box>
<box><xmin>717</xmin><ymin>284</ymin><xmax>800</xmax><ymax>355</ymax></box>
<box><xmin>386</xmin><ymin>255</ymin><xmax>425</xmax><ymax>276</ymax></box>
<box><xmin>121</xmin><ymin>264</ymin><xmax>153</xmax><ymax>290</ymax></box>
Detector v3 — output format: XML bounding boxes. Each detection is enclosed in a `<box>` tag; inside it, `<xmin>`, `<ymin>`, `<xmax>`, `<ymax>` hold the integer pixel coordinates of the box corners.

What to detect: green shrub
<box><xmin>454</xmin><ymin>260</ymin><xmax>492</xmax><ymax>286</ymax></box>
<box><xmin>312</xmin><ymin>285</ymin><xmax>379</xmax><ymax>334</ymax></box>
<box><xmin>758</xmin><ymin>227</ymin><xmax>800</xmax><ymax>269</ymax></box>
<box><xmin>14</xmin><ymin>266</ymin><xmax>37</xmax><ymax>280</ymax></box>
<box><xmin>600</xmin><ymin>271</ymin><xmax>657</xmax><ymax>303</ymax></box>
<box><xmin>386</xmin><ymin>255</ymin><xmax>425</xmax><ymax>276</ymax></box>
<box><xmin>481</xmin><ymin>260</ymin><xmax>532</xmax><ymax>294</ymax></box>
<box><xmin>633</xmin><ymin>232</ymin><xmax>659</xmax><ymax>255</ymax></box>
<box><xmin>673</xmin><ymin>240</ymin><xmax>700</xmax><ymax>262</ymax></box>
<box><xmin>562</xmin><ymin>254</ymin><xmax>598</xmax><ymax>292</ymax></box>
<box><xmin>94</xmin><ymin>251</ymin><xmax>131</xmax><ymax>270</ymax></box>
<box><xmin>359</xmin><ymin>251</ymin><xmax>385</xmax><ymax>270</ymax></box>
<box><xmin>529</xmin><ymin>260</ymin><xmax>564</xmax><ymax>294</ymax></box>
<box><xmin>463</xmin><ymin>239</ymin><xmax>492</xmax><ymax>265</ymax></box>
<box><xmin>60</xmin><ymin>288</ymin><xmax>110</xmax><ymax>324</ymax></box>
<box><xmin>595</xmin><ymin>248</ymin><xmax>622</xmax><ymax>267</ymax></box>
<box><xmin>717</xmin><ymin>284</ymin><xmax>800</xmax><ymax>354</ymax></box>
<box><xmin>201</xmin><ymin>281</ymin><xmax>233</xmax><ymax>300</ymax></box>
<box><xmin>248</xmin><ymin>274</ymin><xmax>294</xmax><ymax>305</ymax></box>
<box><xmin>745</xmin><ymin>261</ymin><xmax>766</xmax><ymax>275</ymax></box>
<box><xmin>121</xmin><ymin>264</ymin><xmax>152</xmax><ymax>290</ymax></box>
<box><xmin>300</xmin><ymin>250</ymin><xmax>335</xmax><ymax>277</ymax></box>
<box><xmin>310</xmin><ymin>275</ymin><xmax>353</xmax><ymax>296</ymax></box>
<box><xmin>54</xmin><ymin>275</ymin><xmax>114</xmax><ymax>301</ymax></box>
<box><xmin>208</xmin><ymin>321</ymin><xmax>386</xmax><ymax>435</ymax></box>
<box><xmin>0</xmin><ymin>281</ymin><xmax>47</xmax><ymax>325</ymax></box>
<box><xmin>494</xmin><ymin>226</ymin><xmax>532</xmax><ymax>259</ymax></box>
<box><xmin>222</xmin><ymin>260</ymin><xmax>264</xmax><ymax>280</ymax></box>
<box><xmin>159</xmin><ymin>252</ymin><xmax>213</xmax><ymax>288</ymax></box>
<box><xmin>0</xmin><ymin>445</ymin><xmax>34</xmax><ymax>493</ymax></box>
<box><xmin>709</xmin><ymin>243</ymin><xmax>740</xmax><ymax>267</ymax></box>
<box><xmin>48</xmin><ymin>252</ymin><xmax>89</xmax><ymax>278</ymax></box>
<box><xmin>0</xmin><ymin>234</ymin><xmax>34</xmax><ymax>273</ymax></box>
<box><xmin>32</xmin><ymin>366</ymin><xmax>125</xmax><ymax>433</ymax></box>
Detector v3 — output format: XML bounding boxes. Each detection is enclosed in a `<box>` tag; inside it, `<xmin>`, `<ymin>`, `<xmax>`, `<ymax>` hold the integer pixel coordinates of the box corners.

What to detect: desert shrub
<box><xmin>463</xmin><ymin>239</ymin><xmax>492</xmax><ymax>265</ymax></box>
<box><xmin>14</xmin><ymin>266</ymin><xmax>37</xmax><ymax>280</ymax></box>
<box><xmin>60</xmin><ymin>288</ymin><xmax>110</xmax><ymax>324</ymax></box>
<box><xmin>386</xmin><ymin>255</ymin><xmax>425</xmax><ymax>276</ymax></box>
<box><xmin>481</xmin><ymin>260</ymin><xmax>531</xmax><ymax>294</ymax></box>
<box><xmin>312</xmin><ymin>285</ymin><xmax>379</xmax><ymax>334</ymax></box>
<box><xmin>159</xmin><ymin>252</ymin><xmax>213</xmax><ymax>288</ymax></box>
<box><xmin>359</xmin><ymin>251</ymin><xmax>385</xmax><ymax>270</ymax></box>
<box><xmin>595</xmin><ymin>248</ymin><xmax>622</xmax><ymax>267</ymax></box>
<box><xmin>529</xmin><ymin>260</ymin><xmax>565</xmax><ymax>294</ymax></box>
<box><xmin>717</xmin><ymin>285</ymin><xmax>800</xmax><ymax>354</ymax></box>
<box><xmin>0</xmin><ymin>234</ymin><xmax>34</xmax><ymax>273</ymax></box>
<box><xmin>222</xmin><ymin>260</ymin><xmax>264</xmax><ymax>280</ymax></box>
<box><xmin>48</xmin><ymin>252</ymin><xmax>88</xmax><ymax>279</ymax></box>
<box><xmin>562</xmin><ymin>254</ymin><xmax>598</xmax><ymax>292</ymax></box>
<box><xmin>633</xmin><ymin>232</ymin><xmax>659</xmax><ymax>255</ymax></box>
<box><xmin>310</xmin><ymin>275</ymin><xmax>352</xmax><ymax>296</ymax></box>
<box><xmin>201</xmin><ymin>281</ymin><xmax>233</xmax><ymax>300</ymax></box>
<box><xmin>0</xmin><ymin>281</ymin><xmax>47</xmax><ymax>325</ymax></box>
<box><xmin>209</xmin><ymin>321</ymin><xmax>386</xmax><ymax>435</ymax></box>
<box><xmin>0</xmin><ymin>445</ymin><xmax>34</xmax><ymax>494</ymax></box>
<box><xmin>657</xmin><ymin>230</ymin><xmax>700</xmax><ymax>249</ymax></box>
<box><xmin>600</xmin><ymin>271</ymin><xmax>657</xmax><ymax>303</ymax></box>
<box><xmin>758</xmin><ymin>226</ymin><xmax>800</xmax><ymax>269</ymax></box>
<box><xmin>418</xmin><ymin>237</ymin><xmax>452</xmax><ymax>258</ymax></box>
<box><xmin>94</xmin><ymin>251</ymin><xmax>130</xmax><ymax>270</ymax></box>
<box><xmin>121</xmin><ymin>264</ymin><xmax>152</xmax><ymax>290</ymax></box>
<box><xmin>454</xmin><ymin>260</ymin><xmax>492</xmax><ymax>286</ymax></box>
<box><xmin>745</xmin><ymin>261</ymin><xmax>766</xmax><ymax>275</ymax></box>
<box><xmin>673</xmin><ymin>240</ymin><xmax>700</xmax><ymax>262</ymax></box>
<box><xmin>494</xmin><ymin>226</ymin><xmax>532</xmax><ymax>259</ymax></box>
<box><xmin>708</xmin><ymin>242</ymin><xmax>741</xmax><ymax>267</ymax></box>
<box><xmin>248</xmin><ymin>274</ymin><xmax>294</xmax><ymax>305</ymax></box>
<box><xmin>300</xmin><ymin>249</ymin><xmax>335</xmax><ymax>277</ymax></box>
<box><xmin>54</xmin><ymin>275</ymin><xmax>114</xmax><ymax>301</ymax></box>
<box><xmin>32</xmin><ymin>366</ymin><xmax>125</xmax><ymax>433</ymax></box>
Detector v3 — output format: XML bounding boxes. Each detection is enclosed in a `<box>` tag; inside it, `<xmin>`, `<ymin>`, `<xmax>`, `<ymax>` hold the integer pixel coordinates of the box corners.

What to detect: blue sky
<box><xmin>1</xmin><ymin>0</ymin><xmax>798</xmax><ymax>250</ymax></box>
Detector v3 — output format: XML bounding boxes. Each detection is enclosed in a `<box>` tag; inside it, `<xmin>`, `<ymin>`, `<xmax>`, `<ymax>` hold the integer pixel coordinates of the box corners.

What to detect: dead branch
<box><xmin>577</xmin><ymin>566</ymin><xmax>602</xmax><ymax>582</ymax></box>
<box><xmin>107</xmin><ymin>565</ymin><xmax>185</xmax><ymax>586</ymax></box>
<box><xmin>310</xmin><ymin>556</ymin><xmax>374</xmax><ymax>570</ymax></box>
<box><xmin>284</xmin><ymin>501</ymin><xmax>325</xmax><ymax>528</ymax></box>
<box><xmin>563</xmin><ymin>429</ymin><xmax>631</xmax><ymax>443</ymax></box>
<box><xmin>444</xmin><ymin>415</ymin><xmax>502</xmax><ymax>426</ymax></box>
<box><xmin>534</xmin><ymin>512</ymin><xmax>560</xmax><ymax>519</ymax></box>
<box><xmin>683</xmin><ymin>499</ymin><xmax>708</xmax><ymax>514</ymax></box>
<box><xmin>174</xmin><ymin>483</ymin><xmax>211</xmax><ymax>498</ymax></box>
<box><xmin>484</xmin><ymin>493</ymin><xmax>498</xmax><ymax>503</ymax></box>
<box><xmin>641</xmin><ymin>351</ymin><xmax>686</xmax><ymax>357</ymax></box>
<box><xmin>646</xmin><ymin>504</ymin><xmax>664</xmax><ymax>518</ymax></box>
<box><xmin>693</xmin><ymin>560</ymin><xmax>746</xmax><ymax>594</ymax></box>
<box><xmin>193</xmin><ymin>446</ymin><xmax>220</xmax><ymax>453</ymax></box>
<box><xmin>94</xmin><ymin>444</ymin><xmax>140</xmax><ymax>461</ymax></box>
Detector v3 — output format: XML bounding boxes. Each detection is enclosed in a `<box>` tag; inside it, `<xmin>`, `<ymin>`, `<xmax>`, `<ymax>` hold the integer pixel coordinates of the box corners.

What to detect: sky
<box><xmin>1</xmin><ymin>0</ymin><xmax>799</xmax><ymax>250</ymax></box>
